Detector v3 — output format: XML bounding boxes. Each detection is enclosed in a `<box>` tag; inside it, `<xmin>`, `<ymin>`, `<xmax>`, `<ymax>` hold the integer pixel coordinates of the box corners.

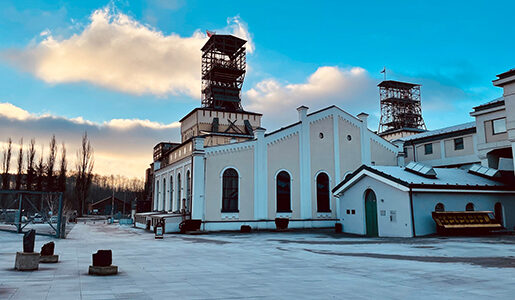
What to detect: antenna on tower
<box><xmin>380</xmin><ymin>67</ymin><xmax>386</xmax><ymax>81</ymax></box>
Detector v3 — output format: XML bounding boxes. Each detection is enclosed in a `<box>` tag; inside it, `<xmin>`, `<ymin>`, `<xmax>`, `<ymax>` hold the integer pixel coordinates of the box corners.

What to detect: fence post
<box><xmin>56</xmin><ymin>193</ymin><xmax>64</xmax><ymax>238</ymax></box>
<box><xmin>17</xmin><ymin>193</ymin><xmax>22</xmax><ymax>233</ymax></box>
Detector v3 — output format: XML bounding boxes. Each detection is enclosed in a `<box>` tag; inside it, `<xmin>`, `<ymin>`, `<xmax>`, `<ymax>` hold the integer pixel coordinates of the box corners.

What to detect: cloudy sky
<box><xmin>0</xmin><ymin>0</ymin><xmax>514</xmax><ymax>178</ymax></box>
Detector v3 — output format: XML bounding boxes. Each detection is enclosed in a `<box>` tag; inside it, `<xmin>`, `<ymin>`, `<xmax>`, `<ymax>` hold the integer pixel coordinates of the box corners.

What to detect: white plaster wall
<box><xmin>338</xmin><ymin>118</ymin><xmax>362</xmax><ymax>177</ymax></box>
<box><xmin>267</xmin><ymin>133</ymin><xmax>301</xmax><ymax>219</ymax></box>
<box><xmin>204</xmin><ymin>148</ymin><xmax>255</xmax><ymax>221</ymax></box>
<box><xmin>444</xmin><ymin>135</ymin><xmax>475</xmax><ymax>157</ymax></box>
<box><xmin>338</xmin><ymin>176</ymin><xmax>412</xmax><ymax>237</ymax></box>
<box><xmin>310</xmin><ymin>116</ymin><xmax>336</xmax><ymax>218</ymax></box>
<box><xmin>412</xmin><ymin>192</ymin><xmax>515</xmax><ymax>236</ymax></box>
<box><xmin>416</xmin><ymin>141</ymin><xmax>441</xmax><ymax>161</ymax></box>
<box><xmin>370</xmin><ymin>139</ymin><xmax>397</xmax><ymax>166</ymax></box>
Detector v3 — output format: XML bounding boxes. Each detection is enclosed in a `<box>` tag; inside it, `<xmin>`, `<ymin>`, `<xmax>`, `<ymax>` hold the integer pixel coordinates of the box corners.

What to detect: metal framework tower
<box><xmin>201</xmin><ymin>34</ymin><xmax>246</xmax><ymax>111</ymax></box>
<box><xmin>378</xmin><ymin>80</ymin><xmax>427</xmax><ymax>134</ymax></box>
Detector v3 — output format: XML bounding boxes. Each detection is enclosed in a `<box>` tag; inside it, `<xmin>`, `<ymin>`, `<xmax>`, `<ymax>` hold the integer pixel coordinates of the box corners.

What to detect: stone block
<box><xmin>41</xmin><ymin>242</ymin><xmax>55</xmax><ymax>256</ymax></box>
<box><xmin>15</xmin><ymin>252</ymin><xmax>40</xmax><ymax>271</ymax></box>
<box><xmin>92</xmin><ymin>250</ymin><xmax>112</xmax><ymax>267</ymax></box>
<box><xmin>23</xmin><ymin>230</ymin><xmax>36</xmax><ymax>253</ymax></box>
<box><xmin>40</xmin><ymin>255</ymin><xmax>59</xmax><ymax>263</ymax></box>
<box><xmin>88</xmin><ymin>265</ymin><xmax>118</xmax><ymax>276</ymax></box>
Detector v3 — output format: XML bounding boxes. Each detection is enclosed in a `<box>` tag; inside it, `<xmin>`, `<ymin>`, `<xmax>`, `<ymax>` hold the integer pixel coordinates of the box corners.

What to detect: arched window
<box><xmin>186</xmin><ymin>170</ymin><xmax>191</xmax><ymax>212</ymax></box>
<box><xmin>176</xmin><ymin>173</ymin><xmax>181</xmax><ymax>212</ymax></box>
<box><xmin>222</xmin><ymin>168</ymin><xmax>239</xmax><ymax>212</ymax></box>
<box><xmin>162</xmin><ymin>178</ymin><xmax>166</xmax><ymax>210</ymax></box>
<box><xmin>169</xmin><ymin>175</ymin><xmax>173</xmax><ymax>211</ymax></box>
<box><xmin>466</xmin><ymin>203</ymin><xmax>474</xmax><ymax>211</ymax></box>
<box><xmin>316</xmin><ymin>172</ymin><xmax>330</xmax><ymax>212</ymax></box>
<box><xmin>435</xmin><ymin>203</ymin><xmax>445</xmax><ymax>212</ymax></box>
<box><xmin>276</xmin><ymin>171</ymin><xmax>291</xmax><ymax>212</ymax></box>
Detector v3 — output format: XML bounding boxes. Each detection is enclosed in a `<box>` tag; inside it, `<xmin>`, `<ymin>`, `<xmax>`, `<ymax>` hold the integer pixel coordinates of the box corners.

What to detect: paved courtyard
<box><xmin>2</xmin><ymin>222</ymin><xmax>515</xmax><ymax>299</ymax></box>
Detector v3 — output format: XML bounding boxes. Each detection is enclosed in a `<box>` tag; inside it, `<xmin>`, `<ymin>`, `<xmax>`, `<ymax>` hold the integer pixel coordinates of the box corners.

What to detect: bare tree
<box><xmin>26</xmin><ymin>139</ymin><xmax>36</xmax><ymax>190</ymax></box>
<box><xmin>75</xmin><ymin>132</ymin><xmax>94</xmax><ymax>216</ymax></box>
<box><xmin>57</xmin><ymin>142</ymin><xmax>68</xmax><ymax>215</ymax></box>
<box><xmin>15</xmin><ymin>138</ymin><xmax>24</xmax><ymax>190</ymax></box>
<box><xmin>35</xmin><ymin>146</ymin><xmax>45</xmax><ymax>192</ymax></box>
<box><xmin>46</xmin><ymin>135</ymin><xmax>57</xmax><ymax>191</ymax></box>
<box><xmin>2</xmin><ymin>138</ymin><xmax>12</xmax><ymax>190</ymax></box>
<box><xmin>57</xmin><ymin>143</ymin><xmax>67</xmax><ymax>193</ymax></box>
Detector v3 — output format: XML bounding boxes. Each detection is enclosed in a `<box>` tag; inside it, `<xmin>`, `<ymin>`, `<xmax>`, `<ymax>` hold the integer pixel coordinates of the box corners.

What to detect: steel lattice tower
<box><xmin>378</xmin><ymin>80</ymin><xmax>427</xmax><ymax>134</ymax></box>
<box><xmin>201</xmin><ymin>34</ymin><xmax>246</xmax><ymax>111</ymax></box>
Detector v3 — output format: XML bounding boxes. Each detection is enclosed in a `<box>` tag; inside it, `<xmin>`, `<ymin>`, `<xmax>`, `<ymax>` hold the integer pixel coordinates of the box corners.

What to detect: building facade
<box><xmin>150</xmin><ymin>105</ymin><xmax>399</xmax><ymax>231</ymax></box>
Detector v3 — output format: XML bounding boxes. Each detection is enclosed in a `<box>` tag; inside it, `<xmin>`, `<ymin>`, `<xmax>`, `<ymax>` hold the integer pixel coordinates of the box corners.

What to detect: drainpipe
<box><xmin>409</xmin><ymin>187</ymin><xmax>416</xmax><ymax>237</ymax></box>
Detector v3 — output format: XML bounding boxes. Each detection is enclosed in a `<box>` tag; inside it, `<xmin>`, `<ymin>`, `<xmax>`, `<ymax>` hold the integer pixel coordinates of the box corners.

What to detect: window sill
<box><xmin>276</xmin><ymin>212</ymin><xmax>292</xmax><ymax>218</ymax></box>
<box><xmin>317</xmin><ymin>212</ymin><xmax>332</xmax><ymax>218</ymax></box>
<box><xmin>221</xmin><ymin>212</ymin><xmax>239</xmax><ymax>220</ymax></box>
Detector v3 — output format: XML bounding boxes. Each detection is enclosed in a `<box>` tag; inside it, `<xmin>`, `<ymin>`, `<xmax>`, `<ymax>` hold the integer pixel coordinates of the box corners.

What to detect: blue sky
<box><xmin>0</xmin><ymin>0</ymin><xmax>513</xmax><ymax>177</ymax></box>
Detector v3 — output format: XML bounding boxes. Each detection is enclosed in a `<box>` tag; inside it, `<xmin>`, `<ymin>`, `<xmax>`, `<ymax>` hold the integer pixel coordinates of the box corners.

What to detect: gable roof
<box><xmin>472</xmin><ymin>97</ymin><xmax>505</xmax><ymax>113</ymax></box>
<box><xmin>396</xmin><ymin>122</ymin><xmax>476</xmax><ymax>143</ymax></box>
<box><xmin>332</xmin><ymin>164</ymin><xmax>515</xmax><ymax>196</ymax></box>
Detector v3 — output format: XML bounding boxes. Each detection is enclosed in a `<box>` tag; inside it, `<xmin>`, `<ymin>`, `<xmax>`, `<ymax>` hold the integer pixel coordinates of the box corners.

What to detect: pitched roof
<box><xmin>396</xmin><ymin>122</ymin><xmax>476</xmax><ymax>143</ymax></box>
<box><xmin>333</xmin><ymin>164</ymin><xmax>515</xmax><ymax>195</ymax></box>
<box><xmin>472</xmin><ymin>97</ymin><xmax>505</xmax><ymax>112</ymax></box>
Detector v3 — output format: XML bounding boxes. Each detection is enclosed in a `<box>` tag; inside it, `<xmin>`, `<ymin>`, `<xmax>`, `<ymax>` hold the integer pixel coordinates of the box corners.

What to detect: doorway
<box><xmin>495</xmin><ymin>202</ymin><xmax>504</xmax><ymax>227</ymax></box>
<box><xmin>364</xmin><ymin>189</ymin><xmax>378</xmax><ymax>237</ymax></box>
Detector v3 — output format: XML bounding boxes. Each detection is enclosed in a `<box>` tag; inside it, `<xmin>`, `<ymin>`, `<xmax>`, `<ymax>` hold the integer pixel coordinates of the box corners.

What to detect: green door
<box><xmin>365</xmin><ymin>190</ymin><xmax>378</xmax><ymax>237</ymax></box>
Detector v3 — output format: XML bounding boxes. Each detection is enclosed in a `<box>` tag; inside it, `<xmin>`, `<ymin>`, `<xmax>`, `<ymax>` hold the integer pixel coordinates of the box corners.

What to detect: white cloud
<box><xmin>224</xmin><ymin>16</ymin><xmax>254</xmax><ymax>53</ymax></box>
<box><xmin>0</xmin><ymin>102</ymin><xmax>180</xmax><ymax>178</ymax></box>
<box><xmin>2</xmin><ymin>7</ymin><xmax>253</xmax><ymax>98</ymax></box>
<box><xmin>244</xmin><ymin>66</ymin><xmax>378</xmax><ymax>128</ymax></box>
<box><xmin>0</xmin><ymin>102</ymin><xmax>32</xmax><ymax>120</ymax></box>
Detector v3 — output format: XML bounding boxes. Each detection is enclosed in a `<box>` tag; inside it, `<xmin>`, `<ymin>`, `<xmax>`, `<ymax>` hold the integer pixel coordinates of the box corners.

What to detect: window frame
<box><xmin>492</xmin><ymin>118</ymin><xmax>507</xmax><ymax>135</ymax></box>
<box><xmin>454</xmin><ymin>137</ymin><xmax>464</xmax><ymax>151</ymax></box>
<box><xmin>424</xmin><ymin>143</ymin><xmax>433</xmax><ymax>155</ymax></box>
<box><xmin>316</xmin><ymin>172</ymin><xmax>331</xmax><ymax>213</ymax></box>
<box><xmin>276</xmin><ymin>170</ymin><xmax>292</xmax><ymax>213</ymax></box>
<box><xmin>221</xmin><ymin>167</ymin><xmax>239</xmax><ymax>213</ymax></box>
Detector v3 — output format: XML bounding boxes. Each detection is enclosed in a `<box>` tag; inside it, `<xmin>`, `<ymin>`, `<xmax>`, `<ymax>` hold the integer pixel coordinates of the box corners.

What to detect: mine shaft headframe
<box><xmin>377</xmin><ymin>80</ymin><xmax>427</xmax><ymax>133</ymax></box>
<box><xmin>201</xmin><ymin>34</ymin><xmax>247</xmax><ymax>111</ymax></box>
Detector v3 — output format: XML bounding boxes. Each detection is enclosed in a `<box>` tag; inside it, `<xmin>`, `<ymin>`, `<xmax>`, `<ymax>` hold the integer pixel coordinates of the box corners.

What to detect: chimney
<box><xmin>357</xmin><ymin>112</ymin><xmax>369</xmax><ymax>129</ymax></box>
<box><xmin>297</xmin><ymin>106</ymin><xmax>309</xmax><ymax>122</ymax></box>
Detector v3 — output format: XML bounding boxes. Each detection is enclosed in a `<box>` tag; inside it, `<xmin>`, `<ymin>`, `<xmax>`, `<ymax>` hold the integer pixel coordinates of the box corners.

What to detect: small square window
<box><xmin>424</xmin><ymin>143</ymin><xmax>433</xmax><ymax>155</ymax></box>
<box><xmin>346</xmin><ymin>209</ymin><xmax>350</xmax><ymax>214</ymax></box>
<box><xmin>351</xmin><ymin>209</ymin><xmax>355</xmax><ymax>215</ymax></box>
<box><xmin>454</xmin><ymin>137</ymin><xmax>464</xmax><ymax>150</ymax></box>
<box><xmin>492</xmin><ymin>118</ymin><xmax>507</xmax><ymax>135</ymax></box>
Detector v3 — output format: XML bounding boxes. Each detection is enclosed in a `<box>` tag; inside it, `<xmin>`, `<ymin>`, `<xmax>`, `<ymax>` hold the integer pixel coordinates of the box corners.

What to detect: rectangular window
<box><xmin>424</xmin><ymin>143</ymin><xmax>433</xmax><ymax>155</ymax></box>
<box><xmin>346</xmin><ymin>209</ymin><xmax>350</xmax><ymax>214</ymax></box>
<box><xmin>454</xmin><ymin>137</ymin><xmax>464</xmax><ymax>150</ymax></box>
<box><xmin>492</xmin><ymin>118</ymin><xmax>507</xmax><ymax>135</ymax></box>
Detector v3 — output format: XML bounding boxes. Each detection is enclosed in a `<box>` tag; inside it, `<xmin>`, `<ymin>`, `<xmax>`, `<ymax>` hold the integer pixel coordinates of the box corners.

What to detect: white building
<box><xmin>142</xmin><ymin>34</ymin><xmax>515</xmax><ymax>236</ymax></box>
<box><xmin>150</xmin><ymin>105</ymin><xmax>400</xmax><ymax>232</ymax></box>
<box><xmin>332</xmin><ymin>163</ymin><xmax>515</xmax><ymax>237</ymax></box>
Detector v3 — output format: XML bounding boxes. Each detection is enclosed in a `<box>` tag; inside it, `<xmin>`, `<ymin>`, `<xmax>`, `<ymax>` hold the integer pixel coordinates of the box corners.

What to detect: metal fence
<box><xmin>0</xmin><ymin>190</ymin><xmax>65</xmax><ymax>238</ymax></box>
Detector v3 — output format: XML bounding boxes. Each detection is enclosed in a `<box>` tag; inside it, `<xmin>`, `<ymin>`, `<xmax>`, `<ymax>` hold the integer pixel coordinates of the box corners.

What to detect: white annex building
<box><xmin>140</xmin><ymin>34</ymin><xmax>515</xmax><ymax>237</ymax></box>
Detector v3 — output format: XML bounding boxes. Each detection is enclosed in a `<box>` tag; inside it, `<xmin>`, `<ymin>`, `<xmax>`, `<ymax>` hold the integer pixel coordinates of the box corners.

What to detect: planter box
<box><xmin>275</xmin><ymin>218</ymin><xmax>289</xmax><ymax>230</ymax></box>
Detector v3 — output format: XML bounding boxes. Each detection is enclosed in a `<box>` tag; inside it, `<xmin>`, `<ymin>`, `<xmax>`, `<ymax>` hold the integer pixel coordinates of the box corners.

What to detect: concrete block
<box><xmin>88</xmin><ymin>265</ymin><xmax>118</xmax><ymax>276</ymax></box>
<box><xmin>40</xmin><ymin>255</ymin><xmax>59</xmax><ymax>263</ymax></box>
<box><xmin>15</xmin><ymin>252</ymin><xmax>40</xmax><ymax>271</ymax></box>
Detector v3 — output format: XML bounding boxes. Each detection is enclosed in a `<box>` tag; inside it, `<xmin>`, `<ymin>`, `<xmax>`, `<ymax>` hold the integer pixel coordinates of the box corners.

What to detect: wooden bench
<box><xmin>432</xmin><ymin>211</ymin><xmax>502</xmax><ymax>235</ymax></box>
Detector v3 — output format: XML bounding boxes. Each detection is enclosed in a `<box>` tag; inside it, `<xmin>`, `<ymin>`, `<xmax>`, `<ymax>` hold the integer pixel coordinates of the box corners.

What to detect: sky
<box><xmin>0</xmin><ymin>0</ymin><xmax>514</xmax><ymax>178</ymax></box>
